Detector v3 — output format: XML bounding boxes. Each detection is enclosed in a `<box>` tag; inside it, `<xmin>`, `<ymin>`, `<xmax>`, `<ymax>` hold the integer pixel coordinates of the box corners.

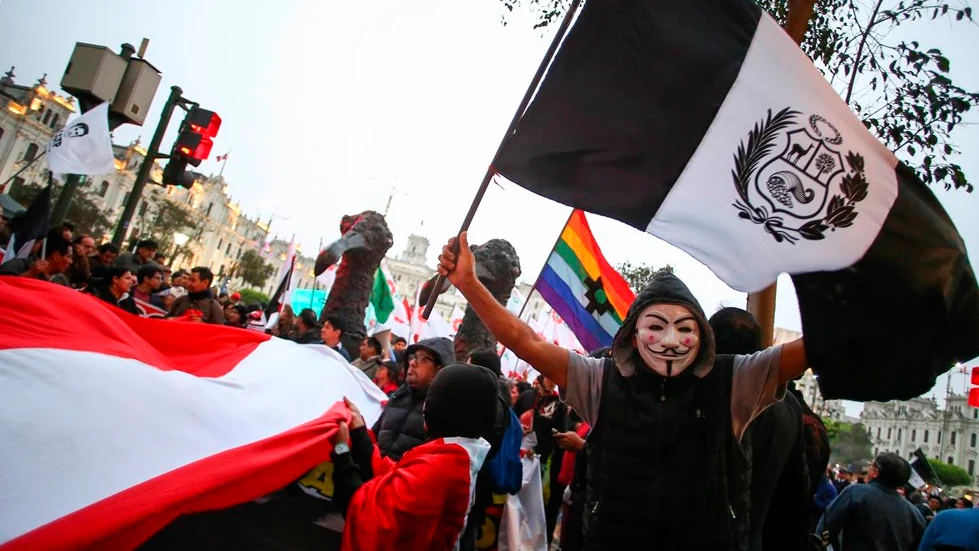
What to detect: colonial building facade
<box><xmin>0</xmin><ymin>69</ymin><xmax>75</xmax><ymax>194</ymax></box>
<box><xmin>861</xmin><ymin>396</ymin><xmax>979</xmax><ymax>485</ymax></box>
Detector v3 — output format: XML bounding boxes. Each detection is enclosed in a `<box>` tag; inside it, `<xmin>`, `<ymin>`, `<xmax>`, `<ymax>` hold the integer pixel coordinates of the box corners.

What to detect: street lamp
<box><xmin>171</xmin><ymin>232</ymin><xmax>190</xmax><ymax>268</ymax></box>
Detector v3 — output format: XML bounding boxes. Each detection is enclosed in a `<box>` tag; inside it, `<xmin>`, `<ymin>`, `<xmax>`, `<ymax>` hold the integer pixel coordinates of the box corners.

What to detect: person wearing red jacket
<box><xmin>330</xmin><ymin>364</ymin><xmax>501</xmax><ymax>551</ymax></box>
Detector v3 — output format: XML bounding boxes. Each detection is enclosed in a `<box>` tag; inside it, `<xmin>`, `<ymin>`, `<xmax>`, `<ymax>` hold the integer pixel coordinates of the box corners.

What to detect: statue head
<box><xmin>314</xmin><ymin>210</ymin><xmax>394</xmax><ymax>275</ymax></box>
<box><xmin>472</xmin><ymin>239</ymin><xmax>522</xmax><ymax>299</ymax></box>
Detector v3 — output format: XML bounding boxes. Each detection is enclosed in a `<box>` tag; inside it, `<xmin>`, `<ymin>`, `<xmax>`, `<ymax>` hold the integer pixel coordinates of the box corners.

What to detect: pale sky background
<box><xmin>1</xmin><ymin>0</ymin><xmax>976</xmax><ymax>414</ymax></box>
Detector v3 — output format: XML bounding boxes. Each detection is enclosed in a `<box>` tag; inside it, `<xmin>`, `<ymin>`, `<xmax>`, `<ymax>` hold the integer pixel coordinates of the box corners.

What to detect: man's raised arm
<box><xmin>437</xmin><ymin>232</ymin><xmax>570</xmax><ymax>387</ymax></box>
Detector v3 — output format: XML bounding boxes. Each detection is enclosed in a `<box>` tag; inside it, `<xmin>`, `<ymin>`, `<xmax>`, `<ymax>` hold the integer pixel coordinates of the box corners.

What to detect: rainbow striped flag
<box><xmin>536</xmin><ymin>210</ymin><xmax>636</xmax><ymax>352</ymax></box>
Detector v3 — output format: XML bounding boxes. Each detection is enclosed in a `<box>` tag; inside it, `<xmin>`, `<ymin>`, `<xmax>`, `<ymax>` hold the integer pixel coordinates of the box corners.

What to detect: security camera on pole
<box><xmin>52</xmin><ymin>40</ymin><xmax>162</xmax><ymax>225</ymax></box>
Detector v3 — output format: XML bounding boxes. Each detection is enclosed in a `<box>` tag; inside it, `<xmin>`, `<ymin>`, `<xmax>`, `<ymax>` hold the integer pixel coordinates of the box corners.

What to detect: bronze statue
<box><xmin>421</xmin><ymin>238</ymin><xmax>521</xmax><ymax>361</ymax></box>
<box><xmin>315</xmin><ymin>211</ymin><xmax>394</xmax><ymax>359</ymax></box>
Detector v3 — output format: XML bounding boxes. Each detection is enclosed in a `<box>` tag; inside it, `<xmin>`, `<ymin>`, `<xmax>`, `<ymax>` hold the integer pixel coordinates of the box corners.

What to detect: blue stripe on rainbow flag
<box><xmin>545</xmin><ymin>251</ymin><xmax>623</xmax><ymax>338</ymax></box>
<box><xmin>539</xmin><ymin>264</ymin><xmax>613</xmax><ymax>352</ymax></box>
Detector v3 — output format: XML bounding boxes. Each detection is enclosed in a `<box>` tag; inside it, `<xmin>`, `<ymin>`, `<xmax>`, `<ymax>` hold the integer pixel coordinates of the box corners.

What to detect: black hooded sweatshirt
<box><xmin>584</xmin><ymin>273</ymin><xmax>751</xmax><ymax>551</ymax></box>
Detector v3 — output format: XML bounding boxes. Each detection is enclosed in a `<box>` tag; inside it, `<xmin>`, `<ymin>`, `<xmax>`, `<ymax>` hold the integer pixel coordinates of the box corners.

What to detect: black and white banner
<box><xmin>494</xmin><ymin>0</ymin><xmax>978</xmax><ymax>400</ymax></box>
<box><xmin>46</xmin><ymin>102</ymin><xmax>115</xmax><ymax>176</ymax></box>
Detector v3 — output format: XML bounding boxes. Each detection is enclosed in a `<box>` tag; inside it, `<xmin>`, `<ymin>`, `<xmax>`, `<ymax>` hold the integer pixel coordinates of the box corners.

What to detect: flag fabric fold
<box><xmin>45</xmin><ymin>102</ymin><xmax>115</xmax><ymax>176</ymax></box>
<box><xmin>534</xmin><ymin>210</ymin><xmax>635</xmax><ymax>352</ymax></box>
<box><xmin>0</xmin><ymin>185</ymin><xmax>51</xmax><ymax>264</ymax></box>
<box><xmin>0</xmin><ymin>277</ymin><xmax>388</xmax><ymax>550</ymax></box>
<box><xmin>493</xmin><ymin>0</ymin><xmax>978</xmax><ymax>400</ymax></box>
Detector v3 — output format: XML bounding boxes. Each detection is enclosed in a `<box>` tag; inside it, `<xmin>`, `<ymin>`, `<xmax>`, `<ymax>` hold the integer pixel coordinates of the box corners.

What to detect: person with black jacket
<box><xmin>371</xmin><ymin>337</ymin><xmax>454</xmax><ymax>460</ymax></box>
<box><xmin>90</xmin><ymin>266</ymin><xmax>139</xmax><ymax>315</ymax></box>
<box><xmin>436</xmin><ymin>232</ymin><xmax>811</xmax><ymax>550</ymax></box>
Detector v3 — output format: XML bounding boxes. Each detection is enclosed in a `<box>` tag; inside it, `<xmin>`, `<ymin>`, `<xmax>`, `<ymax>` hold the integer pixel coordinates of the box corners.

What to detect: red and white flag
<box><xmin>0</xmin><ymin>277</ymin><xmax>388</xmax><ymax>550</ymax></box>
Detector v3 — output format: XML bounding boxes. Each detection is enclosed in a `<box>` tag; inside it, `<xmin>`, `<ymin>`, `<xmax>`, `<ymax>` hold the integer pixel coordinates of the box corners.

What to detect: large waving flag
<box><xmin>493</xmin><ymin>0</ymin><xmax>978</xmax><ymax>399</ymax></box>
<box><xmin>0</xmin><ymin>277</ymin><xmax>387</xmax><ymax>550</ymax></box>
<box><xmin>535</xmin><ymin>210</ymin><xmax>635</xmax><ymax>352</ymax></box>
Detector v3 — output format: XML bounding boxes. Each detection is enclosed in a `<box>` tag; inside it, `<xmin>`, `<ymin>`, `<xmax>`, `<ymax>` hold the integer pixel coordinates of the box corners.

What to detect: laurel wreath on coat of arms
<box><xmin>732</xmin><ymin>108</ymin><xmax>870</xmax><ymax>243</ymax></box>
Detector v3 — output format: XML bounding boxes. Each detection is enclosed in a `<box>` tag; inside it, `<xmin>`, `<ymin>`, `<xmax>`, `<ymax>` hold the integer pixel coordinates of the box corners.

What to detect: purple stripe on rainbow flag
<box><xmin>538</xmin><ymin>264</ymin><xmax>612</xmax><ymax>352</ymax></box>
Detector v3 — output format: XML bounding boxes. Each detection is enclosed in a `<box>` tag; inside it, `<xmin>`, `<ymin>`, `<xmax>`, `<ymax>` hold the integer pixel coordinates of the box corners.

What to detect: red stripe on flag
<box><xmin>0</xmin><ymin>277</ymin><xmax>268</xmax><ymax>377</ymax></box>
<box><xmin>2</xmin><ymin>402</ymin><xmax>352</xmax><ymax>551</ymax></box>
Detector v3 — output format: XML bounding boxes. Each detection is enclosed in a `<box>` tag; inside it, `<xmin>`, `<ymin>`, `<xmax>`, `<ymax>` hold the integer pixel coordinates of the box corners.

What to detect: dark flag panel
<box><xmin>3</xmin><ymin>185</ymin><xmax>52</xmax><ymax>261</ymax></box>
<box><xmin>264</xmin><ymin>257</ymin><xmax>295</xmax><ymax>321</ymax></box>
<box><xmin>493</xmin><ymin>0</ymin><xmax>979</xmax><ymax>400</ymax></box>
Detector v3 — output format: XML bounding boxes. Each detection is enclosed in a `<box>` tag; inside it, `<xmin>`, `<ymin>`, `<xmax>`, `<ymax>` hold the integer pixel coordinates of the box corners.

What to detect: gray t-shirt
<box><xmin>563</xmin><ymin>346</ymin><xmax>785</xmax><ymax>442</ymax></box>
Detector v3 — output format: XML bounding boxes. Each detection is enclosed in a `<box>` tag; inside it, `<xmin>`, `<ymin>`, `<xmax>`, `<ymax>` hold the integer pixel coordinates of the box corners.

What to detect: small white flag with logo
<box><xmin>46</xmin><ymin>102</ymin><xmax>115</xmax><ymax>175</ymax></box>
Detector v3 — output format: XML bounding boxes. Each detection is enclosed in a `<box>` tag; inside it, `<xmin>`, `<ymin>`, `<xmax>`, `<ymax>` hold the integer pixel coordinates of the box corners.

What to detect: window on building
<box><xmin>951</xmin><ymin>432</ymin><xmax>957</xmax><ymax>446</ymax></box>
<box><xmin>897</xmin><ymin>428</ymin><xmax>902</xmax><ymax>442</ymax></box>
<box><xmin>206</xmin><ymin>203</ymin><xmax>213</xmax><ymax>217</ymax></box>
<box><xmin>924</xmin><ymin>430</ymin><xmax>929</xmax><ymax>443</ymax></box>
<box><xmin>971</xmin><ymin>433</ymin><xmax>976</xmax><ymax>448</ymax></box>
<box><xmin>938</xmin><ymin>431</ymin><xmax>943</xmax><ymax>443</ymax></box>
<box><xmin>217</xmin><ymin>239</ymin><xmax>223</xmax><ymax>251</ymax></box>
<box><xmin>121</xmin><ymin>192</ymin><xmax>130</xmax><ymax>208</ymax></box>
<box><xmin>98</xmin><ymin>180</ymin><xmax>109</xmax><ymax>197</ymax></box>
<box><xmin>912</xmin><ymin>429</ymin><xmax>916</xmax><ymax>442</ymax></box>
<box><xmin>42</xmin><ymin>111</ymin><xmax>52</xmax><ymax>125</ymax></box>
<box><xmin>970</xmin><ymin>460</ymin><xmax>975</xmax><ymax>476</ymax></box>
<box><xmin>876</xmin><ymin>427</ymin><xmax>881</xmax><ymax>438</ymax></box>
<box><xmin>226</xmin><ymin>243</ymin><xmax>232</xmax><ymax>255</ymax></box>
<box><xmin>887</xmin><ymin>427</ymin><xmax>892</xmax><ymax>439</ymax></box>
<box><xmin>0</xmin><ymin>127</ymin><xmax>5</xmax><ymax>142</ymax></box>
<box><xmin>974</xmin><ymin>409</ymin><xmax>978</xmax><ymax>420</ymax></box>
<box><xmin>50</xmin><ymin>114</ymin><xmax>59</xmax><ymax>129</ymax></box>
<box><xmin>874</xmin><ymin>447</ymin><xmax>879</xmax><ymax>456</ymax></box>
<box><xmin>23</xmin><ymin>143</ymin><xmax>39</xmax><ymax>162</ymax></box>
<box><xmin>138</xmin><ymin>202</ymin><xmax>147</xmax><ymax>216</ymax></box>
<box><xmin>947</xmin><ymin>457</ymin><xmax>954</xmax><ymax>465</ymax></box>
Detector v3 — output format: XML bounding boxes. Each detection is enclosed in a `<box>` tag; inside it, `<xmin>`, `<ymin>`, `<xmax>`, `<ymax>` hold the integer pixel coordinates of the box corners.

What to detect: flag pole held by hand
<box><xmin>421</xmin><ymin>0</ymin><xmax>585</xmax><ymax>320</ymax></box>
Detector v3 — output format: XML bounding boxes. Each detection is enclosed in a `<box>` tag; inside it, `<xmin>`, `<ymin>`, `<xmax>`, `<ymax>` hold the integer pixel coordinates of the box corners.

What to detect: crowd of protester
<box><xmin>5</xmin><ymin>224</ymin><xmax>978</xmax><ymax>551</ymax></box>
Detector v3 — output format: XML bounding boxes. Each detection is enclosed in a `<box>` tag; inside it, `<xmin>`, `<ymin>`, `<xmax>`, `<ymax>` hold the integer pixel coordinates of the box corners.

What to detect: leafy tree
<box><xmin>237</xmin><ymin>288</ymin><xmax>270</xmax><ymax>306</ymax></box>
<box><xmin>9</xmin><ymin>182</ymin><xmax>112</xmax><ymax>237</ymax></box>
<box><xmin>237</xmin><ymin>249</ymin><xmax>276</xmax><ymax>288</ymax></box>
<box><xmin>615</xmin><ymin>261</ymin><xmax>675</xmax><ymax>292</ymax></box>
<box><xmin>927</xmin><ymin>458</ymin><xmax>973</xmax><ymax>487</ymax></box>
<box><xmin>138</xmin><ymin>194</ymin><xmax>203</xmax><ymax>264</ymax></box>
<box><xmin>824</xmin><ymin>419</ymin><xmax>874</xmax><ymax>464</ymax></box>
<box><xmin>498</xmin><ymin>0</ymin><xmax>978</xmax><ymax>192</ymax></box>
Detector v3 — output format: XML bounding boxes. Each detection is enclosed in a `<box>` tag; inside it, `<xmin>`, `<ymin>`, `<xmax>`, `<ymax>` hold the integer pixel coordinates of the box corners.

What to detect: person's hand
<box><xmin>437</xmin><ymin>231</ymin><xmax>477</xmax><ymax>289</ymax></box>
<box><xmin>27</xmin><ymin>259</ymin><xmax>48</xmax><ymax>277</ymax></box>
<box><xmin>332</xmin><ymin>421</ymin><xmax>351</xmax><ymax>447</ymax></box>
<box><xmin>554</xmin><ymin>431</ymin><xmax>586</xmax><ymax>452</ymax></box>
<box><xmin>343</xmin><ymin>397</ymin><xmax>365</xmax><ymax>430</ymax></box>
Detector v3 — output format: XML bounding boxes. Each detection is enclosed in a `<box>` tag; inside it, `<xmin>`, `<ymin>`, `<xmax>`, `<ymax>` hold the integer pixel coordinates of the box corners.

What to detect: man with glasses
<box><xmin>132</xmin><ymin>265</ymin><xmax>165</xmax><ymax>307</ymax></box>
<box><xmin>817</xmin><ymin>452</ymin><xmax>926</xmax><ymax>551</ymax></box>
<box><xmin>371</xmin><ymin>337</ymin><xmax>455</xmax><ymax>460</ymax></box>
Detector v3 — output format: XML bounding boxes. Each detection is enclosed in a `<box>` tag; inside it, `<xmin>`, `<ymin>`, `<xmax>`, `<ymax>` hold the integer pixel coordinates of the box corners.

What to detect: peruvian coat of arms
<box><xmin>732</xmin><ymin>108</ymin><xmax>869</xmax><ymax>243</ymax></box>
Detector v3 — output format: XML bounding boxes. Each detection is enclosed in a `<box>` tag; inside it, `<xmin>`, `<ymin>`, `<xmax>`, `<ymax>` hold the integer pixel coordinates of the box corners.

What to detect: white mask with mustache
<box><xmin>633</xmin><ymin>303</ymin><xmax>701</xmax><ymax>378</ymax></box>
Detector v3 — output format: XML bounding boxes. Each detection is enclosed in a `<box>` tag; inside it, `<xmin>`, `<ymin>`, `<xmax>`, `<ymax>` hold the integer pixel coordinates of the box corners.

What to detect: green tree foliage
<box><xmin>237</xmin><ymin>288</ymin><xmax>270</xmax><ymax>306</ymax></box>
<box><xmin>824</xmin><ymin>419</ymin><xmax>874</xmax><ymax>464</ymax></box>
<box><xmin>498</xmin><ymin>0</ymin><xmax>977</xmax><ymax>192</ymax></box>
<box><xmin>9</xmin><ymin>181</ymin><xmax>112</xmax><ymax>237</ymax></box>
<box><xmin>137</xmin><ymin>195</ymin><xmax>203</xmax><ymax>263</ymax></box>
<box><xmin>927</xmin><ymin>458</ymin><xmax>973</xmax><ymax>487</ymax></box>
<box><xmin>237</xmin><ymin>249</ymin><xmax>276</xmax><ymax>288</ymax></box>
<box><xmin>615</xmin><ymin>261</ymin><xmax>675</xmax><ymax>292</ymax></box>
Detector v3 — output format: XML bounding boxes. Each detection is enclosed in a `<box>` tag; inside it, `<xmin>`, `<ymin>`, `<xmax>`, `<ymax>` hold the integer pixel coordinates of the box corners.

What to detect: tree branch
<box><xmin>845</xmin><ymin>0</ymin><xmax>886</xmax><ymax>104</ymax></box>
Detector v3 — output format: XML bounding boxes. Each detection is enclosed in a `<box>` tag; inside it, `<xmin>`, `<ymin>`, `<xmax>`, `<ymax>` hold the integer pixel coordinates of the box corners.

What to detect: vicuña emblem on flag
<box><xmin>733</xmin><ymin>108</ymin><xmax>870</xmax><ymax>243</ymax></box>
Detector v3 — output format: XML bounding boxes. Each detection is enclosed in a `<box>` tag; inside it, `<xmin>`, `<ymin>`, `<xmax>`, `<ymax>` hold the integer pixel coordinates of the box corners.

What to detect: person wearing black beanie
<box><xmin>328</xmin><ymin>365</ymin><xmax>499</xmax><ymax>551</ymax></box>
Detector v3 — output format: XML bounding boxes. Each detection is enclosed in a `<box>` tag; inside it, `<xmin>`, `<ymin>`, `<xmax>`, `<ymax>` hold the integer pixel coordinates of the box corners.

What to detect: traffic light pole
<box><xmin>111</xmin><ymin>85</ymin><xmax>182</xmax><ymax>248</ymax></box>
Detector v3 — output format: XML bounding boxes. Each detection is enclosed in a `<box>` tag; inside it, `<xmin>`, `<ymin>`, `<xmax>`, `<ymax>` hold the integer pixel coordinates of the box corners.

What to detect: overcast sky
<box><xmin>1</xmin><ymin>0</ymin><xmax>976</xmax><ymax>411</ymax></box>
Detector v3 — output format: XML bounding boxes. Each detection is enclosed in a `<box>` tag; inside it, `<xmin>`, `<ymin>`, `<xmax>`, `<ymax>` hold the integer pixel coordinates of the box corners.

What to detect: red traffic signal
<box><xmin>173</xmin><ymin>107</ymin><xmax>220</xmax><ymax>166</ymax></box>
<box><xmin>186</xmin><ymin>107</ymin><xmax>221</xmax><ymax>138</ymax></box>
<box><xmin>970</xmin><ymin>367</ymin><xmax>979</xmax><ymax>408</ymax></box>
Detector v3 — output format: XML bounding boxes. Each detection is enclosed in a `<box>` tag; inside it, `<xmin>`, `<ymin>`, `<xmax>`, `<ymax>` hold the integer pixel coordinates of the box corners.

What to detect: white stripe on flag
<box><xmin>0</xmin><ymin>339</ymin><xmax>386</xmax><ymax>544</ymax></box>
<box><xmin>647</xmin><ymin>15</ymin><xmax>899</xmax><ymax>292</ymax></box>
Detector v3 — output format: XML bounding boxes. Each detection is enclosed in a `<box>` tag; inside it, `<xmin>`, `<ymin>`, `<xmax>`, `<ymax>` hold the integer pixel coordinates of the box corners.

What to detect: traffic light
<box><xmin>173</xmin><ymin>107</ymin><xmax>221</xmax><ymax>167</ymax></box>
<box><xmin>969</xmin><ymin>366</ymin><xmax>979</xmax><ymax>408</ymax></box>
<box><xmin>162</xmin><ymin>106</ymin><xmax>220</xmax><ymax>187</ymax></box>
<box><xmin>161</xmin><ymin>156</ymin><xmax>195</xmax><ymax>188</ymax></box>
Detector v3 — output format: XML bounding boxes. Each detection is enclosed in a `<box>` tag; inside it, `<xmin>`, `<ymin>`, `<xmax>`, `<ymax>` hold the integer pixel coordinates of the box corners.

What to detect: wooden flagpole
<box><xmin>421</xmin><ymin>0</ymin><xmax>585</xmax><ymax>320</ymax></box>
<box><xmin>747</xmin><ymin>0</ymin><xmax>818</xmax><ymax>347</ymax></box>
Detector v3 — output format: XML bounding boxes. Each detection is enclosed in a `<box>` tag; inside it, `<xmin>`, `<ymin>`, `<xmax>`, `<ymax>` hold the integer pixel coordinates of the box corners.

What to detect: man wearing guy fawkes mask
<box><xmin>435</xmin><ymin>232</ymin><xmax>810</xmax><ymax>551</ymax></box>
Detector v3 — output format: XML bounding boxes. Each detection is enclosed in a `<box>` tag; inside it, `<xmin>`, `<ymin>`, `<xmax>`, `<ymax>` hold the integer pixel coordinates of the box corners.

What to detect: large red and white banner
<box><xmin>0</xmin><ymin>277</ymin><xmax>387</xmax><ymax>550</ymax></box>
